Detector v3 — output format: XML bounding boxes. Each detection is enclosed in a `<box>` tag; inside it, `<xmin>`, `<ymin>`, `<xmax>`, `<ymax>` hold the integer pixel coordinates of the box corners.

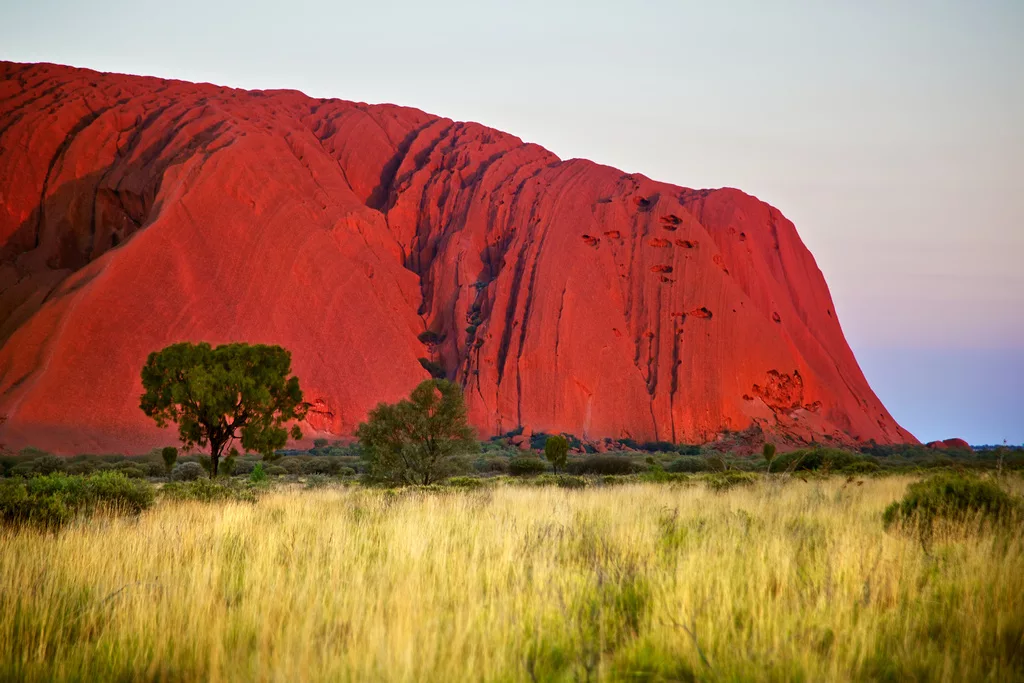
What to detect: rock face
<box><xmin>927</xmin><ymin>439</ymin><xmax>972</xmax><ymax>451</ymax></box>
<box><xmin>0</xmin><ymin>62</ymin><xmax>916</xmax><ymax>453</ymax></box>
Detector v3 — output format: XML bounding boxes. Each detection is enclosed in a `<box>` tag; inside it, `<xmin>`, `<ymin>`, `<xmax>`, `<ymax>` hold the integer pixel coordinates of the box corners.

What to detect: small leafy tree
<box><xmin>545</xmin><ymin>435</ymin><xmax>569</xmax><ymax>474</ymax></box>
<box><xmin>763</xmin><ymin>443</ymin><xmax>777</xmax><ymax>473</ymax></box>
<box><xmin>161</xmin><ymin>446</ymin><xmax>178</xmax><ymax>474</ymax></box>
<box><xmin>250</xmin><ymin>462</ymin><xmax>268</xmax><ymax>484</ymax></box>
<box><xmin>356</xmin><ymin>379</ymin><xmax>478</xmax><ymax>485</ymax></box>
<box><xmin>140</xmin><ymin>342</ymin><xmax>307</xmax><ymax>477</ymax></box>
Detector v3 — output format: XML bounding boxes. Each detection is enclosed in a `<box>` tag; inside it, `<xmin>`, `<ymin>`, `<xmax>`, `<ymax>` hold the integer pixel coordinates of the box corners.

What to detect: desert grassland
<box><xmin>1</xmin><ymin>476</ymin><xmax>1022</xmax><ymax>682</ymax></box>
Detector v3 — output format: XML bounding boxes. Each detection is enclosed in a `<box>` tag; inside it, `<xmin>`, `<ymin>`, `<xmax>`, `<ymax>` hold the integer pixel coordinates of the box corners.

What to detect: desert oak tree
<box><xmin>356</xmin><ymin>379</ymin><xmax>478</xmax><ymax>485</ymax></box>
<box><xmin>140</xmin><ymin>342</ymin><xmax>306</xmax><ymax>476</ymax></box>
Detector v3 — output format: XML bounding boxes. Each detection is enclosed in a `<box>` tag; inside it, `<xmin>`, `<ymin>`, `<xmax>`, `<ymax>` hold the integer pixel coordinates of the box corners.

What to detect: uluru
<box><xmin>0</xmin><ymin>61</ymin><xmax>916</xmax><ymax>454</ymax></box>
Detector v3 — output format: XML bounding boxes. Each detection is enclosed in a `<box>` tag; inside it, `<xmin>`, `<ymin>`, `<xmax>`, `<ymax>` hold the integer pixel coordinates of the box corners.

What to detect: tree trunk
<box><xmin>210</xmin><ymin>442</ymin><xmax>222</xmax><ymax>478</ymax></box>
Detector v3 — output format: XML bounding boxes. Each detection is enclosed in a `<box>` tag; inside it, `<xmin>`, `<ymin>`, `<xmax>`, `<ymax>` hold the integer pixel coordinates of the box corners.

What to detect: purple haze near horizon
<box><xmin>1</xmin><ymin>0</ymin><xmax>1021</xmax><ymax>444</ymax></box>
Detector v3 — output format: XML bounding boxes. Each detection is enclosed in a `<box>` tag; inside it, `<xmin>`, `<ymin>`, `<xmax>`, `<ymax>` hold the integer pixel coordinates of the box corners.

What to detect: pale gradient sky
<box><xmin>1</xmin><ymin>0</ymin><xmax>1021</xmax><ymax>443</ymax></box>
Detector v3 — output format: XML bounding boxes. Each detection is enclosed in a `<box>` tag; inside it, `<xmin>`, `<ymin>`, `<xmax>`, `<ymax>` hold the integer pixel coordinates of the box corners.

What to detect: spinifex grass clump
<box><xmin>883</xmin><ymin>473</ymin><xmax>1019</xmax><ymax>537</ymax></box>
<box><xmin>0</xmin><ymin>472</ymin><xmax>154</xmax><ymax>529</ymax></box>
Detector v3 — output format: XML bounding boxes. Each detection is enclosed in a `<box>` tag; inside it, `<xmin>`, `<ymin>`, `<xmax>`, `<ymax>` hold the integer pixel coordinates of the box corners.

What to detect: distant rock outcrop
<box><xmin>927</xmin><ymin>438</ymin><xmax>973</xmax><ymax>451</ymax></box>
<box><xmin>0</xmin><ymin>62</ymin><xmax>916</xmax><ymax>453</ymax></box>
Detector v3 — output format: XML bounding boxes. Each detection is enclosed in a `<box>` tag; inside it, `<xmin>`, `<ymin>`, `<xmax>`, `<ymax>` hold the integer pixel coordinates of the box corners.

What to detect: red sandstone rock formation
<box><xmin>926</xmin><ymin>438</ymin><xmax>972</xmax><ymax>451</ymax></box>
<box><xmin>0</xmin><ymin>61</ymin><xmax>916</xmax><ymax>453</ymax></box>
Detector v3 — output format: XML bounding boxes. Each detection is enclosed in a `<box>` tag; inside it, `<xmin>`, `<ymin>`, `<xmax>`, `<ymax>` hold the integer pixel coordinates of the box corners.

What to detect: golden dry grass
<box><xmin>1</xmin><ymin>476</ymin><xmax>1022</xmax><ymax>682</ymax></box>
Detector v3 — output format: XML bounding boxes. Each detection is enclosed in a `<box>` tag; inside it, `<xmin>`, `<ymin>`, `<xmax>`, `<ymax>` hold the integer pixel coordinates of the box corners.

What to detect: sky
<box><xmin>1</xmin><ymin>0</ymin><xmax>1021</xmax><ymax>444</ymax></box>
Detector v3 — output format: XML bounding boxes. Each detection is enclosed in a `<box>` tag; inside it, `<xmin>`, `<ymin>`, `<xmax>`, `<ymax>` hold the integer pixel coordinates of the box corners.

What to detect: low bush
<box><xmin>161</xmin><ymin>478</ymin><xmax>262</xmax><ymax>503</ymax></box>
<box><xmin>774</xmin><ymin>448</ymin><xmax>865</xmax><ymax>472</ymax></box>
<box><xmin>302</xmin><ymin>457</ymin><xmax>340</xmax><ymax>476</ymax></box>
<box><xmin>667</xmin><ymin>456</ymin><xmax>711</xmax><ymax>473</ymax></box>
<box><xmin>509</xmin><ymin>457</ymin><xmax>549</xmax><ymax>476</ymax></box>
<box><xmin>31</xmin><ymin>455</ymin><xmax>66</xmax><ymax>475</ymax></box>
<box><xmin>600</xmin><ymin>475</ymin><xmax>637</xmax><ymax>486</ymax></box>
<box><xmin>170</xmin><ymin>462</ymin><xmax>205</xmax><ymax>482</ymax></box>
<box><xmin>445</xmin><ymin>476</ymin><xmax>486</xmax><ymax>489</ymax></box>
<box><xmin>304</xmin><ymin>474</ymin><xmax>332</xmax><ymax>489</ymax></box>
<box><xmin>639</xmin><ymin>469</ymin><xmax>692</xmax><ymax>484</ymax></box>
<box><xmin>266</xmin><ymin>465</ymin><xmax>288</xmax><ymax>477</ymax></box>
<box><xmin>519</xmin><ymin>474</ymin><xmax>588</xmax><ymax>488</ymax></box>
<box><xmin>64</xmin><ymin>460</ymin><xmax>98</xmax><ymax>476</ymax></box>
<box><xmin>882</xmin><ymin>474</ymin><xmax>1019</xmax><ymax>535</ymax></box>
<box><xmin>567</xmin><ymin>455</ymin><xmax>642</xmax><ymax>476</ymax></box>
<box><xmin>473</xmin><ymin>457</ymin><xmax>510</xmax><ymax>474</ymax></box>
<box><xmin>703</xmin><ymin>471</ymin><xmax>759</xmax><ymax>492</ymax></box>
<box><xmin>114</xmin><ymin>464</ymin><xmax>147</xmax><ymax>479</ymax></box>
<box><xmin>841</xmin><ymin>460</ymin><xmax>881</xmax><ymax>475</ymax></box>
<box><xmin>249</xmin><ymin>462</ymin><xmax>268</xmax><ymax>484</ymax></box>
<box><xmin>279</xmin><ymin>458</ymin><xmax>307</xmax><ymax>475</ymax></box>
<box><xmin>553</xmin><ymin>474</ymin><xmax>587</xmax><ymax>489</ymax></box>
<box><xmin>232</xmin><ymin>459</ymin><xmax>257</xmax><ymax>476</ymax></box>
<box><xmin>0</xmin><ymin>472</ymin><xmax>154</xmax><ymax>529</ymax></box>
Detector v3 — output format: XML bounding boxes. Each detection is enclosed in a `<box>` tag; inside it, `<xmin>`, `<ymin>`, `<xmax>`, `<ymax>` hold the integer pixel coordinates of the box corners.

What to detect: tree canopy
<box><xmin>356</xmin><ymin>379</ymin><xmax>478</xmax><ymax>485</ymax></box>
<box><xmin>139</xmin><ymin>342</ymin><xmax>306</xmax><ymax>476</ymax></box>
<box><xmin>544</xmin><ymin>435</ymin><xmax>569</xmax><ymax>473</ymax></box>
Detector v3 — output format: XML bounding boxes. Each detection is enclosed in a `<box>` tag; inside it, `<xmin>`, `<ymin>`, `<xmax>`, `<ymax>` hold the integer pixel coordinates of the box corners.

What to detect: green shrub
<box><xmin>774</xmin><ymin>447</ymin><xmax>863</xmax><ymax>472</ymax></box>
<box><xmin>518</xmin><ymin>473</ymin><xmax>587</xmax><ymax>488</ymax></box>
<box><xmin>162</xmin><ymin>478</ymin><xmax>261</xmax><ymax>503</ymax></box>
<box><xmin>77</xmin><ymin>471</ymin><xmax>154</xmax><ymax>513</ymax></box>
<box><xmin>553</xmin><ymin>474</ymin><xmax>587</xmax><ymax>489</ymax></box>
<box><xmin>170</xmin><ymin>462</ymin><xmax>205</xmax><ymax>482</ymax></box>
<box><xmin>140</xmin><ymin>461</ymin><xmax>166</xmax><ymax>477</ymax></box>
<box><xmin>249</xmin><ymin>462</ymin><xmax>268</xmax><ymax>484</ymax></box>
<box><xmin>509</xmin><ymin>457</ymin><xmax>549</xmax><ymax>476</ymax></box>
<box><xmin>481</xmin><ymin>441</ymin><xmax>518</xmax><ymax>458</ymax></box>
<box><xmin>473</xmin><ymin>457</ymin><xmax>510</xmax><ymax>474</ymax></box>
<box><xmin>841</xmin><ymin>460</ymin><xmax>881</xmax><ymax>475</ymax></box>
<box><xmin>675</xmin><ymin>444</ymin><xmax>702</xmax><ymax>456</ymax></box>
<box><xmin>0</xmin><ymin>472</ymin><xmax>154</xmax><ymax>529</ymax></box>
<box><xmin>445</xmin><ymin>476</ymin><xmax>485</xmax><ymax>489</ymax></box>
<box><xmin>882</xmin><ymin>474</ymin><xmax>1019</xmax><ymax>535</ymax></box>
<box><xmin>568</xmin><ymin>455</ymin><xmax>642</xmax><ymax>476</ymax></box>
<box><xmin>31</xmin><ymin>455</ymin><xmax>66</xmax><ymax>475</ymax></box>
<box><xmin>114</xmin><ymin>464</ymin><xmax>146</xmax><ymax>479</ymax></box>
<box><xmin>667</xmin><ymin>456</ymin><xmax>711</xmax><ymax>473</ymax></box>
<box><xmin>8</xmin><ymin>463</ymin><xmax>36</xmax><ymax>478</ymax></box>
<box><xmin>304</xmin><ymin>474</ymin><xmax>332</xmax><ymax>489</ymax></box>
<box><xmin>302</xmin><ymin>457</ymin><xmax>339</xmax><ymax>475</ymax></box>
<box><xmin>599</xmin><ymin>475</ymin><xmax>637</xmax><ymax>486</ymax></box>
<box><xmin>232</xmin><ymin>459</ymin><xmax>256</xmax><ymax>476</ymax></box>
<box><xmin>639</xmin><ymin>468</ymin><xmax>692</xmax><ymax>484</ymax></box>
<box><xmin>338</xmin><ymin>466</ymin><xmax>356</xmax><ymax>477</ymax></box>
<box><xmin>704</xmin><ymin>471</ymin><xmax>758</xmax><ymax>491</ymax></box>
<box><xmin>279</xmin><ymin>458</ymin><xmax>306</xmax><ymax>475</ymax></box>
<box><xmin>266</xmin><ymin>465</ymin><xmax>288</xmax><ymax>477</ymax></box>
<box><xmin>64</xmin><ymin>460</ymin><xmax>98</xmax><ymax>476</ymax></box>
